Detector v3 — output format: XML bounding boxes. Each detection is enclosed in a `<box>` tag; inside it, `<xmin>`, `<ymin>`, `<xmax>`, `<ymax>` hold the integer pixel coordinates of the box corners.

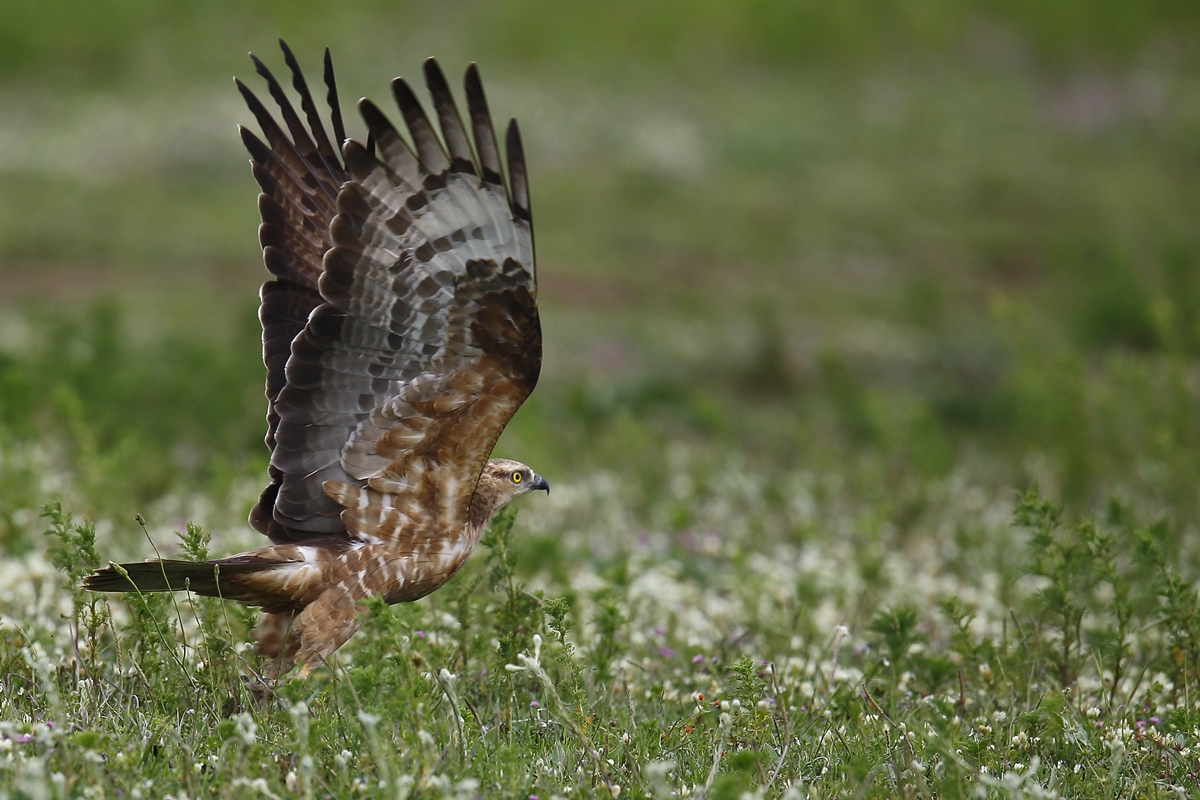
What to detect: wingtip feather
<box><xmin>506</xmin><ymin>118</ymin><xmax>531</xmax><ymax>221</ymax></box>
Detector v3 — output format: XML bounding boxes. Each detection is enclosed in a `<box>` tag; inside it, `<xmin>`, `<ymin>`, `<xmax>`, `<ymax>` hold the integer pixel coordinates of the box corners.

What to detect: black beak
<box><xmin>531</xmin><ymin>474</ymin><xmax>550</xmax><ymax>494</ymax></box>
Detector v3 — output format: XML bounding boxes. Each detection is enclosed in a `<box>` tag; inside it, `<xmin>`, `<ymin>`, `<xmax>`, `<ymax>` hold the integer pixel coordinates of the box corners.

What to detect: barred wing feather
<box><xmin>241</xmin><ymin>46</ymin><xmax>539</xmax><ymax>545</ymax></box>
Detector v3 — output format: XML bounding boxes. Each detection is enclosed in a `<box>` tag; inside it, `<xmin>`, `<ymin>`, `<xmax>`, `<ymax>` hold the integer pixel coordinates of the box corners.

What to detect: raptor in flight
<box><xmin>84</xmin><ymin>42</ymin><xmax>548</xmax><ymax>678</ymax></box>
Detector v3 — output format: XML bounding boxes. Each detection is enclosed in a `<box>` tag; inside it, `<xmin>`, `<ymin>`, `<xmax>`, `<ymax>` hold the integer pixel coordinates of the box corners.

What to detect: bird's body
<box><xmin>83</xmin><ymin>44</ymin><xmax>547</xmax><ymax>678</ymax></box>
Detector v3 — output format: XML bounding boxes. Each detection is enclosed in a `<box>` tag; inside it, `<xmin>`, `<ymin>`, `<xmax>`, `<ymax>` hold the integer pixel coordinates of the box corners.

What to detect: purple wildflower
<box><xmin>692</xmin><ymin>654</ymin><xmax>704</xmax><ymax>664</ymax></box>
<box><xmin>658</xmin><ymin>646</ymin><xmax>677</xmax><ymax>659</ymax></box>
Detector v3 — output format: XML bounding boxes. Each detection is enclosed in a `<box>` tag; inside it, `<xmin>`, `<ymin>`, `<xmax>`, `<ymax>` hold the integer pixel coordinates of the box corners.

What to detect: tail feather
<box><xmin>82</xmin><ymin>557</ymin><xmax>293</xmax><ymax>609</ymax></box>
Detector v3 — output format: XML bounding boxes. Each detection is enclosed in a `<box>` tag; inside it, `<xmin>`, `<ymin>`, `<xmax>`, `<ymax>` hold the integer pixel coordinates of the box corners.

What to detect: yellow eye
<box><xmin>511</xmin><ymin>472</ymin><xmax>522</xmax><ymax>484</ymax></box>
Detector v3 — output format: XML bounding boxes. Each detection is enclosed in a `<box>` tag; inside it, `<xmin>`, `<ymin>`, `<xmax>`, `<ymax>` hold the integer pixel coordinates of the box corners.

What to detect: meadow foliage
<box><xmin>1</xmin><ymin>1</ymin><xmax>1200</xmax><ymax>797</ymax></box>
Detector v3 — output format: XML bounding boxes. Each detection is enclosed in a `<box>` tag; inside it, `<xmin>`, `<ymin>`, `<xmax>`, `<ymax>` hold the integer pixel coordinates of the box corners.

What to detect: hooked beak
<box><xmin>531</xmin><ymin>473</ymin><xmax>550</xmax><ymax>494</ymax></box>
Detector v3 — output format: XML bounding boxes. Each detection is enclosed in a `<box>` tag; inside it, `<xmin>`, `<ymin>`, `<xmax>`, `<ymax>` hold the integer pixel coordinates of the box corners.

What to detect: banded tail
<box><xmin>83</xmin><ymin>556</ymin><xmax>301</xmax><ymax>610</ymax></box>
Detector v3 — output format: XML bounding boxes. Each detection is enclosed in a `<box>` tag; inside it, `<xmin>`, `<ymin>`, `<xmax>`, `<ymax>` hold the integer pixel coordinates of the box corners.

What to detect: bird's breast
<box><xmin>330</xmin><ymin>534</ymin><xmax>480</xmax><ymax>606</ymax></box>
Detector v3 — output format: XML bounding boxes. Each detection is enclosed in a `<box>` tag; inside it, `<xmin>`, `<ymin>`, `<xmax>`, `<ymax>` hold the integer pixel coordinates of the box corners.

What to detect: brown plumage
<box><xmin>82</xmin><ymin>43</ymin><xmax>548</xmax><ymax>679</ymax></box>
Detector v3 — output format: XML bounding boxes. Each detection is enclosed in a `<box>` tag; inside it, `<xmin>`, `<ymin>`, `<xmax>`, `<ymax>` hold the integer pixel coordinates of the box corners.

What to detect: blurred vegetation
<box><xmin>2</xmin><ymin>0</ymin><xmax>1199</xmax><ymax>88</ymax></box>
<box><xmin>0</xmin><ymin>1</ymin><xmax>1199</xmax><ymax>796</ymax></box>
<box><xmin>0</xmin><ymin>0</ymin><xmax>1195</xmax><ymax>553</ymax></box>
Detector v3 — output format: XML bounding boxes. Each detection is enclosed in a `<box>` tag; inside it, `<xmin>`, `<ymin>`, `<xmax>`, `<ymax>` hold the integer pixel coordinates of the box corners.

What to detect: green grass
<box><xmin>2</xmin><ymin>1</ymin><xmax>1200</xmax><ymax>797</ymax></box>
<box><xmin>2</xmin><ymin>294</ymin><xmax>1200</xmax><ymax>797</ymax></box>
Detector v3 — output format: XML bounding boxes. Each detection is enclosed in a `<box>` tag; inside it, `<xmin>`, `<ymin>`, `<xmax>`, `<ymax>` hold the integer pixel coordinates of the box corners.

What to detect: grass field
<box><xmin>2</xmin><ymin>2</ymin><xmax>1200</xmax><ymax>797</ymax></box>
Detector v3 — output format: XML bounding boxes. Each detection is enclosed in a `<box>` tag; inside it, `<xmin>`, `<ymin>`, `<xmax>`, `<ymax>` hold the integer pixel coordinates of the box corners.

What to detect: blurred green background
<box><xmin>1</xmin><ymin>0</ymin><xmax>1199</xmax><ymax>545</ymax></box>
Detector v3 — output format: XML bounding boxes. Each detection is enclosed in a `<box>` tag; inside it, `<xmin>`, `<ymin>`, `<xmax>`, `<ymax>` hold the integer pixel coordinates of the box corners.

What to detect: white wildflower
<box><xmin>232</xmin><ymin>712</ymin><xmax>257</xmax><ymax>746</ymax></box>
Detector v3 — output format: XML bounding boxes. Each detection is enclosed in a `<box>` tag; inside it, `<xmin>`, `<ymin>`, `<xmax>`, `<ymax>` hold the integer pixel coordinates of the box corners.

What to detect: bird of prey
<box><xmin>83</xmin><ymin>42</ymin><xmax>548</xmax><ymax>679</ymax></box>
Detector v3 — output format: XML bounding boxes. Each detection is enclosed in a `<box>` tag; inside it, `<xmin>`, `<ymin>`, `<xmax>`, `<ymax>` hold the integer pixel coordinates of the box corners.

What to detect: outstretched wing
<box><xmin>241</xmin><ymin>46</ymin><xmax>539</xmax><ymax>545</ymax></box>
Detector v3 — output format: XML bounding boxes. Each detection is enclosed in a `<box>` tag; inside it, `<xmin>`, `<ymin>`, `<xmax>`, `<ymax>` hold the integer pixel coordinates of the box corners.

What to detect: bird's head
<box><xmin>470</xmin><ymin>458</ymin><xmax>550</xmax><ymax>530</ymax></box>
<box><xmin>481</xmin><ymin>458</ymin><xmax>550</xmax><ymax>500</ymax></box>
